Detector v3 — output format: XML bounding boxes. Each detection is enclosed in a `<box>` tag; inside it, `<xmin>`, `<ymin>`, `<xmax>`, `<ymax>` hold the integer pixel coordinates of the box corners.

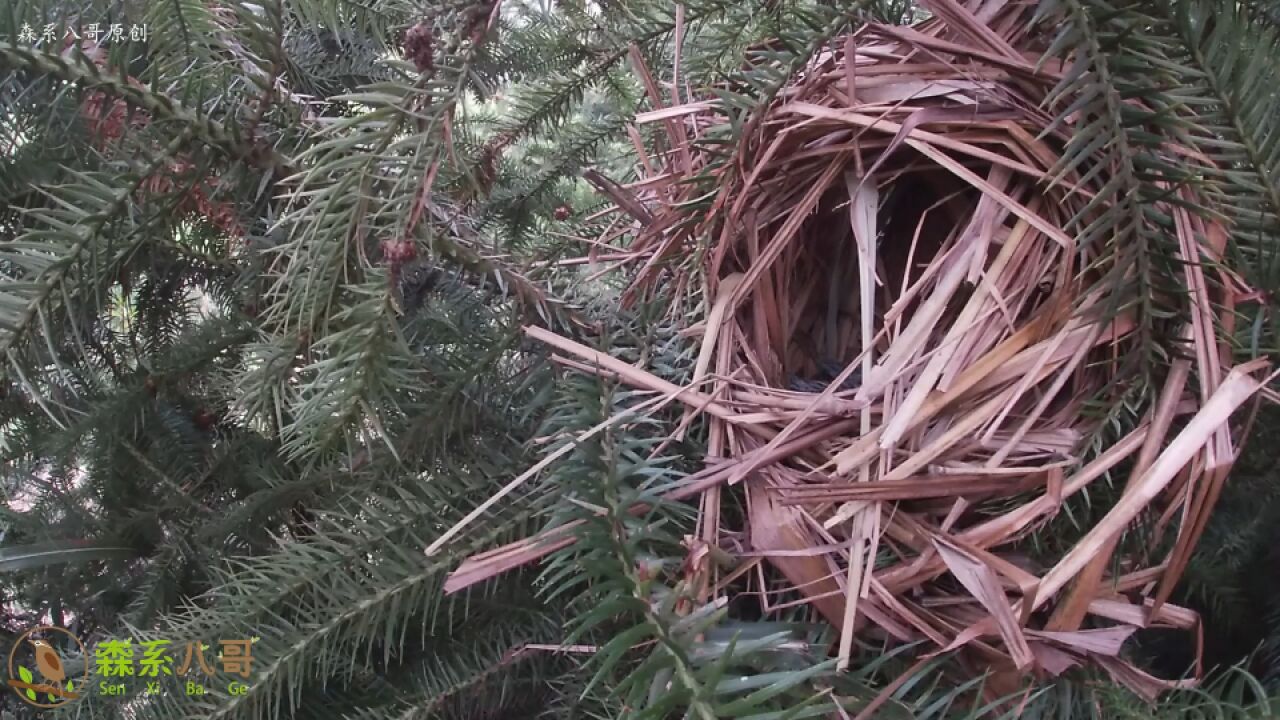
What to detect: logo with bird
<box><xmin>6</xmin><ymin>625</ymin><xmax>88</xmax><ymax>708</ymax></box>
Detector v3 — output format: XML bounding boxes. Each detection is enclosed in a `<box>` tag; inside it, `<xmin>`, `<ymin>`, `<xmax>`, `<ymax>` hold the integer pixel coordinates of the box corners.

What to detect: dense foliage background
<box><xmin>1</xmin><ymin>0</ymin><xmax>1279</xmax><ymax>717</ymax></box>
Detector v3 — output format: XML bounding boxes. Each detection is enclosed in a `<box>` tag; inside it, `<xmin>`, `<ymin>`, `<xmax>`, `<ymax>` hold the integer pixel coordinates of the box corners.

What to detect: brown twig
<box><xmin>582</xmin><ymin>169</ymin><xmax>654</xmax><ymax>226</ymax></box>
<box><xmin>6</xmin><ymin>679</ymin><xmax>80</xmax><ymax>700</ymax></box>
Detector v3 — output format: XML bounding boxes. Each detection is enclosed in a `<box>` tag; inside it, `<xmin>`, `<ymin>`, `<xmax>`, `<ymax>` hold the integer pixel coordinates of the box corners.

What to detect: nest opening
<box><xmin>761</xmin><ymin>161</ymin><xmax>1070</xmax><ymax>404</ymax></box>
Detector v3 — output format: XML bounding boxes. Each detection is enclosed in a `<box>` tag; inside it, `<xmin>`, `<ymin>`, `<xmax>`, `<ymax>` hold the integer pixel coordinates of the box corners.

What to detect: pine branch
<box><xmin>0</xmin><ymin>42</ymin><xmax>294</xmax><ymax>173</ymax></box>
<box><xmin>0</xmin><ymin>133</ymin><xmax>193</xmax><ymax>382</ymax></box>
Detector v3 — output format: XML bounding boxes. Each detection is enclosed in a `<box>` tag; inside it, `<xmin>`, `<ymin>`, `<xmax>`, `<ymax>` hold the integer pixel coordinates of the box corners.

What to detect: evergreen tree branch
<box><xmin>0</xmin><ymin>42</ymin><xmax>294</xmax><ymax>172</ymax></box>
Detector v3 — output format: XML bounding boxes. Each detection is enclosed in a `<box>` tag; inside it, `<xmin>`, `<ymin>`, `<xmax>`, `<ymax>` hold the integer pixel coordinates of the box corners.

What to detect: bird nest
<box><xmin>447</xmin><ymin>0</ymin><xmax>1272</xmax><ymax>700</ymax></box>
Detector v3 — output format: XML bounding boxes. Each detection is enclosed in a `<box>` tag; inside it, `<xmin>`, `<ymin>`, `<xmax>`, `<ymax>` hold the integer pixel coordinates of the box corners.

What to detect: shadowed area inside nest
<box><xmin>759</xmin><ymin>164</ymin><xmax>1070</xmax><ymax>407</ymax></box>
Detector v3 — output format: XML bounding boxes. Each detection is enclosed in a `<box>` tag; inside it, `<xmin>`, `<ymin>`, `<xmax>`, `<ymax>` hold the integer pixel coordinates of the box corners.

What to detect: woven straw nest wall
<box><xmin>447</xmin><ymin>0</ymin><xmax>1274</xmax><ymax>698</ymax></box>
